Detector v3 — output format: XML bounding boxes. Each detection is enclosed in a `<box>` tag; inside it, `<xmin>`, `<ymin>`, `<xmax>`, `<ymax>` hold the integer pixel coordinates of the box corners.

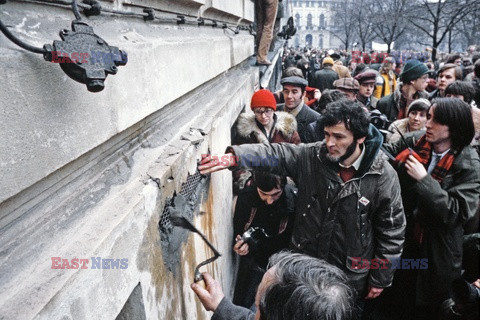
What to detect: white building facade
<box><xmin>289</xmin><ymin>0</ymin><xmax>343</xmax><ymax>49</ymax></box>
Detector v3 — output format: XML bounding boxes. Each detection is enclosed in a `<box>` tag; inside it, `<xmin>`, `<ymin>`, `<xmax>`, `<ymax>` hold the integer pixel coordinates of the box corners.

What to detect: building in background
<box><xmin>288</xmin><ymin>0</ymin><xmax>342</xmax><ymax>49</ymax></box>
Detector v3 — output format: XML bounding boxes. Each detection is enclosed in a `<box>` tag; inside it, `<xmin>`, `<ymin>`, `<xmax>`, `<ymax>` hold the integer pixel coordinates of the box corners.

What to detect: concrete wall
<box><xmin>0</xmin><ymin>1</ymin><xmax>258</xmax><ymax>319</ymax></box>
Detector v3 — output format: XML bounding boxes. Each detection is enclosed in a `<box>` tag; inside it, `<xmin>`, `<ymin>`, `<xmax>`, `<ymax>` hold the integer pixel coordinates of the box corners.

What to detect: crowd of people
<box><xmin>190</xmin><ymin>48</ymin><xmax>480</xmax><ymax>320</ymax></box>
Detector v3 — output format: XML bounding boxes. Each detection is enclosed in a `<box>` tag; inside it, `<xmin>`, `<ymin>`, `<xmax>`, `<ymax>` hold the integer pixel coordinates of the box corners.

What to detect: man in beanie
<box><xmin>279</xmin><ymin>76</ymin><xmax>321</xmax><ymax>142</ymax></box>
<box><xmin>355</xmin><ymin>71</ymin><xmax>379</xmax><ymax>110</ymax></box>
<box><xmin>333</xmin><ymin>78</ymin><xmax>360</xmax><ymax>102</ymax></box>
<box><xmin>377</xmin><ymin>59</ymin><xmax>429</xmax><ymax>122</ymax></box>
<box><xmin>311</xmin><ymin>57</ymin><xmax>339</xmax><ymax>93</ymax></box>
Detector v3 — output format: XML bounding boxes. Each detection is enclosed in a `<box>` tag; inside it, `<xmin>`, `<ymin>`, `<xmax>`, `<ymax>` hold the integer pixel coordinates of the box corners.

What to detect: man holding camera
<box><xmin>232</xmin><ymin>171</ymin><xmax>296</xmax><ymax>309</ymax></box>
<box><xmin>199</xmin><ymin>100</ymin><xmax>406</xmax><ymax>314</ymax></box>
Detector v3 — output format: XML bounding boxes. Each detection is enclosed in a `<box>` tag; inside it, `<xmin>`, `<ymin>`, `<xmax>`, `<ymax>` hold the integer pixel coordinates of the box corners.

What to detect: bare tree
<box><xmin>452</xmin><ymin>2</ymin><xmax>480</xmax><ymax>51</ymax></box>
<box><xmin>352</xmin><ymin>0</ymin><xmax>377</xmax><ymax>52</ymax></box>
<box><xmin>371</xmin><ymin>0</ymin><xmax>411</xmax><ymax>54</ymax></box>
<box><xmin>408</xmin><ymin>0</ymin><xmax>471</xmax><ymax>61</ymax></box>
<box><xmin>328</xmin><ymin>0</ymin><xmax>356</xmax><ymax>50</ymax></box>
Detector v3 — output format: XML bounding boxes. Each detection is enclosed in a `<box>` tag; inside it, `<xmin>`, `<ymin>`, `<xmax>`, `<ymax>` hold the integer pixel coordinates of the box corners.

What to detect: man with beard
<box><xmin>198</xmin><ymin>99</ymin><xmax>406</xmax><ymax>315</ymax></box>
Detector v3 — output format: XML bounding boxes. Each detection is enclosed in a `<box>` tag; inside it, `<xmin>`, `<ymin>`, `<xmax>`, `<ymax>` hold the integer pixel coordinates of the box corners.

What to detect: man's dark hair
<box><xmin>352</xmin><ymin>63</ymin><xmax>367</xmax><ymax>77</ymax></box>
<box><xmin>445</xmin><ymin>81</ymin><xmax>476</xmax><ymax>104</ymax></box>
<box><xmin>323</xmin><ymin>99</ymin><xmax>370</xmax><ymax>140</ymax></box>
<box><xmin>430</xmin><ymin>98</ymin><xmax>474</xmax><ymax>151</ymax></box>
<box><xmin>474</xmin><ymin>59</ymin><xmax>480</xmax><ymax>78</ymax></box>
<box><xmin>446</xmin><ymin>54</ymin><xmax>461</xmax><ymax>64</ymax></box>
<box><xmin>317</xmin><ymin>89</ymin><xmax>346</xmax><ymax>113</ymax></box>
<box><xmin>253</xmin><ymin>171</ymin><xmax>287</xmax><ymax>192</ymax></box>
<box><xmin>259</xmin><ymin>252</ymin><xmax>356</xmax><ymax>320</ymax></box>
<box><xmin>438</xmin><ymin>63</ymin><xmax>463</xmax><ymax>81</ymax></box>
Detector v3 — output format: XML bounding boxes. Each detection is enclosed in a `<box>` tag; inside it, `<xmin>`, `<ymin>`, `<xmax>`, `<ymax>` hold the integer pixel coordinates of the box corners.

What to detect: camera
<box><xmin>241</xmin><ymin>227</ymin><xmax>269</xmax><ymax>250</ymax></box>
<box><xmin>441</xmin><ymin>278</ymin><xmax>480</xmax><ymax>320</ymax></box>
<box><xmin>370</xmin><ymin>109</ymin><xmax>391</xmax><ymax>131</ymax></box>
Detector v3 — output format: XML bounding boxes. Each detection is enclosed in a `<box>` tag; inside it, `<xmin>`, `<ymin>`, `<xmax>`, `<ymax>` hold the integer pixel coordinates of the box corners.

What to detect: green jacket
<box><xmin>229</xmin><ymin>124</ymin><xmax>406</xmax><ymax>294</ymax></box>
<box><xmin>383</xmin><ymin>132</ymin><xmax>480</xmax><ymax>305</ymax></box>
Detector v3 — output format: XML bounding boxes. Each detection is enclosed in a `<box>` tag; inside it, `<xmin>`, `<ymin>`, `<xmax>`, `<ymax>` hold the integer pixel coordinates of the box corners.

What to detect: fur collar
<box><xmin>236</xmin><ymin>112</ymin><xmax>298</xmax><ymax>143</ymax></box>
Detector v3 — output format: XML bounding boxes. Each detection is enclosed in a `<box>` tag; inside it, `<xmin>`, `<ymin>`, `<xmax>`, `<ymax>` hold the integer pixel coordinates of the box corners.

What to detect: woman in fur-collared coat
<box><xmin>233</xmin><ymin>89</ymin><xmax>300</xmax><ymax>145</ymax></box>
<box><xmin>231</xmin><ymin>89</ymin><xmax>300</xmax><ymax>193</ymax></box>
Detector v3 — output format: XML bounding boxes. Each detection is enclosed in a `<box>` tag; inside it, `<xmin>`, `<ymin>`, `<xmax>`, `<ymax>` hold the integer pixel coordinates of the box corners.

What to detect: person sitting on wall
<box><xmin>231</xmin><ymin>171</ymin><xmax>297</xmax><ymax>310</ymax></box>
<box><xmin>191</xmin><ymin>251</ymin><xmax>356</xmax><ymax>320</ymax></box>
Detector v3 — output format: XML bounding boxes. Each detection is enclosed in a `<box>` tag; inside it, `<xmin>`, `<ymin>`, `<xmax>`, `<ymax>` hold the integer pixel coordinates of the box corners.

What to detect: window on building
<box><xmin>295</xmin><ymin>13</ymin><xmax>301</xmax><ymax>28</ymax></box>
<box><xmin>307</xmin><ymin>13</ymin><xmax>312</xmax><ymax>29</ymax></box>
<box><xmin>319</xmin><ymin>35</ymin><xmax>324</xmax><ymax>49</ymax></box>
<box><xmin>319</xmin><ymin>14</ymin><xmax>325</xmax><ymax>28</ymax></box>
<box><xmin>306</xmin><ymin>34</ymin><xmax>313</xmax><ymax>47</ymax></box>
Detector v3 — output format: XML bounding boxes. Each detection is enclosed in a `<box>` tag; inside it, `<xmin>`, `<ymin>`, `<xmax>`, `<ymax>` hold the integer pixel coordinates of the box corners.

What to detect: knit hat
<box><xmin>407</xmin><ymin>98</ymin><xmax>430</xmax><ymax>114</ymax></box>
<box><xmin>400</xmin><ymin>60</ymin><xmax>428</xmax><ymax>83</ymax></box>
<box><xmin>323</xmin><ymin>57</ymin><xmax>334</xmax><ymax>66</ymax></box>
<box><xmin>333</xmin><ymin>78</ymin><xmax>360</xmax><ymax>91</ymax></box>
<box><xmin>250</xmin><ymin>89</ymin><xmax>277</xmax><ymax>111</ymax></box>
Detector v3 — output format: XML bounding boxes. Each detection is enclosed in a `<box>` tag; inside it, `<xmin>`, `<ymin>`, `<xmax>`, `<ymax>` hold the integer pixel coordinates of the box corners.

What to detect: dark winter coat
<box><xmin>212</xmin><ymin>298</ymin><xmax>254</xmax><ymax>320</ymax></box>
<box><xmin>229</xmin><ymin>124</ymin><xmax>406</xmax><ymax>295</ymax></box>
<box><xmin>383</xmin><ymin>132</ymin><xmax>480</xmax><ymax>306</ymax></box>
<box><xmin>311</xmin><ymin>66</ymin><xmax>339</xmax><ymax>92</ymax></box>
<box><xmin>294</xmin><ymin>103</ymin><xmax>322</xmax><ymax>143</ymax></box>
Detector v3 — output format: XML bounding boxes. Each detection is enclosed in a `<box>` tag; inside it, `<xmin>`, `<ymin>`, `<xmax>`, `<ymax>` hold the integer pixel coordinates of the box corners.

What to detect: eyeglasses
<box><xmin>253</xmin><ymin>108</ymin><xmax>274</xmax><ymax>116</ymax></box>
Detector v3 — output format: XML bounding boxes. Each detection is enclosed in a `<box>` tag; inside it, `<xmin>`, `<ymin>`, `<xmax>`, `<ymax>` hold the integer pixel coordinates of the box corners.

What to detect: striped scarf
<box><xmin>395</xmin><ymin>135</ymin><xmax>456</xmax><ymax>183</ymax></box>
<box><xmin>395</xmin><ymin>135</ymin><xmax>457</xmax><ymax>244</ymax></box>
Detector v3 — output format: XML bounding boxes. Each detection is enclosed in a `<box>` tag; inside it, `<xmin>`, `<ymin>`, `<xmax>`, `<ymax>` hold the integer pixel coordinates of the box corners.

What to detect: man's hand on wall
<box><xmin>191</xmin><ymin>272</ymin><xmax>225</xmax><ymax>312</ymax></box>
<box><xmin>198</xmin><ymin>153</ymin><xmax>236</xmax><ymax>174</ymax></box>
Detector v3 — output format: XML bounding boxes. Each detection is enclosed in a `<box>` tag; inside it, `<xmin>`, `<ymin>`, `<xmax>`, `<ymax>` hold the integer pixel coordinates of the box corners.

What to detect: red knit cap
<box><xmin>250</xmin><ymin>89</ymin><xmax>277</xmax><ymax>111</ymax></box>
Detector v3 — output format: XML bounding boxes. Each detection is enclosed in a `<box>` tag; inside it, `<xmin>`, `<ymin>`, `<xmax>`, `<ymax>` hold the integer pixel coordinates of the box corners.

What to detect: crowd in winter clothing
<box><xmin>192</xmin><ymin>48</ymin><xmax>480</xmax><ymax>320</ymax></box>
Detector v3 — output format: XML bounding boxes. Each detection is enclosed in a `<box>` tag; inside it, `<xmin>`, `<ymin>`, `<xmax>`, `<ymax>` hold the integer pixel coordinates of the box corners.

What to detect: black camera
<box><xmin>441</xmin><ymin>278</ymin><xmax>480</xmax><ymax>320</ymax></box>
<box><xmin>370</xmin><ymin>109</ymin><xmax>391</xmax><ymax>131</ymax></box>
<box><xmin>241</xmin><ymin>227</ymin><xmax>269</xmax><ymax>250</ymax></box>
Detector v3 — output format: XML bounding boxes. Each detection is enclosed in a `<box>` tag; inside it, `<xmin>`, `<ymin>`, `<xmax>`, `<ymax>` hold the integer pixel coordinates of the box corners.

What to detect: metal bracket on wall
<box><xmin>43</xmin><ymin>20</ymin><xmax>128</xmax><ymax>92</ymax></box>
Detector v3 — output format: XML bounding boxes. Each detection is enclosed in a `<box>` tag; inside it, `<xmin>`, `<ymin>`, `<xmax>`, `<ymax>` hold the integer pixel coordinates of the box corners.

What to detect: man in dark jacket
<box><xmin>382</xmin><ymin>98</ymin><xmax>480</xmax><ymax>319</ymax></box>
<box><xmin>279</xmin><ymin>76</ymin><xmax>322</xmax><ymax>142</ymax></box>
<box><xmin>311</xmin><ymin>57</ymin><xmax>339</xmax><ymax>92</ymax></box>
<box><xmin>232</xmin><ymin>171</ymin><xmax>296</xmax><ymax>309</ymax></box>
<box><xmin>199</xmin><ymin>100</ymin><xmax>406</xmax><ymax>308</ymax></box>
<box><xmin>377</xmin><ymin>60</ymin><xmax>429</xmax><ymax>122</ymax></box>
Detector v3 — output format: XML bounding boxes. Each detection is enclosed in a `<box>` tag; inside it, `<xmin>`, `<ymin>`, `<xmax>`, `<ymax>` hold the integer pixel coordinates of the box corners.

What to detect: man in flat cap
<box><xmin>377</xmin><ymin>60</ymin><xmax>429</xmax><ymax>122</ymax></box>
<box><xmin>355</xmin><ymin>71</ymin><xmax>379</xmax><ymax>110</ymax></box>
<box><xmin>280</xmin><ymin>76</ymin><xmax>322</xmax><ymax>142</ymax></box>
<box><xmin>333</xmin><ymin>78</ymin><xmax>360</xmax><ymax>102</ymax></box>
